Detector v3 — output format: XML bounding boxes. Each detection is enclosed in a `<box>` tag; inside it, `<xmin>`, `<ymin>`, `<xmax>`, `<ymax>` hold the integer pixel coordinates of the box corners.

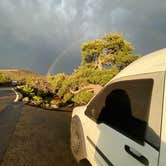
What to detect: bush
<box><xmin>22</xmin><ymin>97</ymin><xmax>30</xmax><ymax>103</ymax></box>
<box><xmin>62</xmin><ymin>93</ymin><xmax>73</xmax><ymax>104</ymax></box>
<box><xmin>22</xmin><ymin>85</ymin><xmax>35</xmax><ymax>97</ymax></box>
<box><xmin>57</xmin><ymin>77</ymin><xmax>75</xmax><ymax>97</ymax></box>
<box><xmin>47</xmin><ymin>73</ymin><xmax>68</xmax><ymax>92</ymax></box>
<box><xmin>88</xmin><ymin>67</ymin><xmax>119</xmax><ymax>86</ymax></box>
<box><xmin>49</xmin><ymin>99</ymin><xmax>62</xmax><ymax>108</ymax></box>
<box><xmin>72</xmin><ymin>91</ymin><xmax>94</xmax><ymax>105</ymax></box>
<box><xmin>0</xmin><ymin>73</ymin><xmax>11</xmax><ymax>84</ymax></box>
<box><xmin>41</xmin><ymin>103</ymin><xmax>50</xmax><ymax>109</ymax></box>
<box><xmin>14</xmin><ymin>33</ymin><xmax>140</xmax><ymax>109</ymax></box>
<box><xmin>50</xmin><ymin>99</ymin><xmax>57</xmax><ymax>105</ymax></box>
<box><xmin>32</xmin><ymin>96</ymin><xmax>43</xmax><ymax>106</ymax></box>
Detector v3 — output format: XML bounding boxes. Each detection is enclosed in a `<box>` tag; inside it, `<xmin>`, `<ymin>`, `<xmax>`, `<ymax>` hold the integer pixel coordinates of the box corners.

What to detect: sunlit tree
<box><xmin>81</xmin><ymin>33</ymin><xmax>140</xmax><ymax>70</ymax></box>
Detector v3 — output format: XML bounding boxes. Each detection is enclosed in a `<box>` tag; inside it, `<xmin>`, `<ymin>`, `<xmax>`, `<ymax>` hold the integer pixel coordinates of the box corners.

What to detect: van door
<box><xmin>85</xmin><ymin>77</ymin><xmax>163</xmax><ymax>166</ymax></box>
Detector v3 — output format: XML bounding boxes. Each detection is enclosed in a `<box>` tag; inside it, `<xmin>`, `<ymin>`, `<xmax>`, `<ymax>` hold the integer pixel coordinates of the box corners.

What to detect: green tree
<box><xmin>81</xmin><ymin>33</ymin><xmax>140</xmax><ymax>70</ymax></box>
<box><xmin>47</xmin><ymin>73</ymin><xmax>68</xmax><ymax>92</ymax></box>
<box><xmin>81</xmin><ymin>39</ymin><xmax>104</xmax><ymax>66</ymax></box>
<box><xmin>17</xmin><ymin>32</ymin><xmax>141</xmax><ymax>107</ymax></box>
<box><xmin>72</xmin><ymin>91</ymin><xmax>94</xmax><ymax>105</ymax></box>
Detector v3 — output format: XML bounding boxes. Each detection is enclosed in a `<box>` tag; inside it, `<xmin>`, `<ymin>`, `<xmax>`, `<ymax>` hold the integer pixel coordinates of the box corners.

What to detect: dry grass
<box><xmin>0</xmin><ymin>69</ymin><xmax>45</xmax><ymax>82</ymax></box>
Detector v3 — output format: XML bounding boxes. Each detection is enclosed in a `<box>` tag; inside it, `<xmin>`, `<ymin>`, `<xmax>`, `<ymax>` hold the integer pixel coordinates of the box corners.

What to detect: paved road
<box><xmin>0</xmin><ymin>88</ymin><xmax>23</xmax><ymax>163</ymax></box>
<box><xmin>0</xmin><ymin>87</ymin><xmax>90</xmax><ymax>166</ymax></box>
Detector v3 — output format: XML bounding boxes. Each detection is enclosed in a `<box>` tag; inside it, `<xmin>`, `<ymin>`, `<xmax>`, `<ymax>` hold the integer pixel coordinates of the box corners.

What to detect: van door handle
<box><xmin>124</xmin><ymin>145</ymin><xmax>149</xmax><ymax>166</ymax></box>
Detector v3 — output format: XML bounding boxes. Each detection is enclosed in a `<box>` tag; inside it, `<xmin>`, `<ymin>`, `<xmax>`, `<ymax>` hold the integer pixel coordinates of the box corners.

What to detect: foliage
<box><xmin>41</xmin><ymin>103</ymin><xmax>50</xmax><ymax>109</ymax></box>
<box><xmin>32</xmin><ymin>96</ymin><xmax>43</xmax><ymax>106</ymax></box>
<box><xmin>22</xmin><ymin>97</ymin><xmax>30</xmax><ymax>103</ymax></box>
<box><xmin>81</xmin><ymin>33</ymin><xmax>140</xmax><ymax>70</ymax></box>
<box><xmin>72</xmin><ymin>91</ymin><xmax>94</xmax><ymax>105</ymax></box>
<box><xmin>15</xmin><ymin>32</ymin><xmax>141</xmax><ymax>108</ymax></box>
<box><xmin>0</xmin><ymin>69</ymin><xmax>45</xmax><ymax>85</ymax></box>
<box><xmin>50</xmin><ymin>99</ymin><xmax>58</xmax><ymax>105</ymax></box>
<box><xmin>62</xmin><ymin>93</ymin><xmax>73</xmax><ymax>104</ymax></box>
<box><xmin>81</xmin><ymin>39</ymin><xmax>104</xmax><ymax>64</ymax></box>
<box><xmin>22</xmin><ymin>85</ymin><xmax>35</xmax><ymax>97</ymax></box>
<box><xmin>71</xmin><ymin>65</ymin><xmax>119</xmax><ymax>86</ymax></box>
<box><xmin>57</xmin><ymin>65</ymin><xmax>117</xmax><ymax>98</ymax></box>
<box><xmin>47</xmin><ymin>73</ymin><xmax>68</xmax><ymax>92</ymax></box>
<box><xmin>0</xmin><ymin>73</ymin><xmax>11</xmax><ymax>83</ymax></box>
<box><xmin>57</xmin><ymin>77</ymin><xmax>76</xmax><ymax>97</ymax></box>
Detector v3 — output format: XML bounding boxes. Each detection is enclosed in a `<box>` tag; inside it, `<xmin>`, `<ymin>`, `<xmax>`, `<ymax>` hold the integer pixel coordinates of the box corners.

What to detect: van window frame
<box><xmin>97</xmin><ymin>79</ymin><xmax>153</xmax><ymax>146</ymax></box>
<box><xmin>85</xmin><ymin>72</ymin><xmax>165</xmax><ymax>150</ymax></box>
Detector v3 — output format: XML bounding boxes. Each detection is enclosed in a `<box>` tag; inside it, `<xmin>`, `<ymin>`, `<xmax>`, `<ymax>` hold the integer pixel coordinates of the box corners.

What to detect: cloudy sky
<box><xmin>0</xmin><ymin>0</ymin><xmax>166</xmax><ymax>74</ymax></box>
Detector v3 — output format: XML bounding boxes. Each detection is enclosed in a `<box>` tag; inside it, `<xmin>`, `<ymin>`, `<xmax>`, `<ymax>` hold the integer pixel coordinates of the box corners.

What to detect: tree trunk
<box><xmin>97</xmin><ymin>57</ymin><xmax>103</xmax><ymax>70</ymax></box>
<box><xmin>70</xmin><ymin>84</ymin><xmax>103</xmax><ymax>95</ymax></box>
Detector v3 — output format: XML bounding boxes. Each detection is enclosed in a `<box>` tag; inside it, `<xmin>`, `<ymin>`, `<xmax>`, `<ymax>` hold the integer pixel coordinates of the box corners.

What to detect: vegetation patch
<box><xmin>3</xmin><ymin>33</ymin><xmax>141</xmax><ymax>110</ymax></box>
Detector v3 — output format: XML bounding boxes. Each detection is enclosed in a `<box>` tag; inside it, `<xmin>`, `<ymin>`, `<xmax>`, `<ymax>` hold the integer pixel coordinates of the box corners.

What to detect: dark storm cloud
<box><xmin>0</xmin><ymin>0</ymin><xmax>165</xmax><ymax>74</ymax></box>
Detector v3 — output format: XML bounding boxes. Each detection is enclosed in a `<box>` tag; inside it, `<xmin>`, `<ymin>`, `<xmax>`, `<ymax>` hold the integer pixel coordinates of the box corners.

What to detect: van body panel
<box><xmin>71</xmin><ymin>49</ymin><xmax>166</xmax><ymax>166</ymax></box>
<box><xmin>85</xmin><ymin>121</ymin><xmax>159</xmax><ymax>166</ymax></box>
<box><xmin>158</xmin><ymin>72</ymin><xmax>166</xmax><ymax>166</ymax></box>
<box><xmin>84</xmin><ymin>72</ymin><xmax>164</xmax><ymax>166</ymax></box>
<box><xmin>110</xmin><ymin>49</ymin><xmax>166</xmax><ymax>82</ymax></box>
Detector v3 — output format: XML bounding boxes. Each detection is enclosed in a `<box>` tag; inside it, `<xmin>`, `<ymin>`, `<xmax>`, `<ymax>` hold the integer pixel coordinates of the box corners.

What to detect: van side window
<box><xmin>97</xmin><ymin>79</ymin><xmax>160</xmax><ymax>150</ymax></box>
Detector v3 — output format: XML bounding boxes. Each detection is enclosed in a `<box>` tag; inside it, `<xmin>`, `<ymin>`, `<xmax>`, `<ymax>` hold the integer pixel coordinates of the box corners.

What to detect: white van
<box><xmin>71</xmin><ymin>49</ymin><xmax>166</xmax><ymax>166</ymax></box>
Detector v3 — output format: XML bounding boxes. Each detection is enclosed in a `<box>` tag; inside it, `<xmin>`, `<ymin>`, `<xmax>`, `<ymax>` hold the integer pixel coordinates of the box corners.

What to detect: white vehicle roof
<box><xmin>111</xmin><ymin>48</ymin><xmax>166</xmax><ymax>81</ymax></box>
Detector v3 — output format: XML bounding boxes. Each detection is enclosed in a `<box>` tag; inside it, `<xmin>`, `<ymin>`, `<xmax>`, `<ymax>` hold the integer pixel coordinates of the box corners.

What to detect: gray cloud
<box><xmin>0</xmin><ymin>0</ymin><xmax>165</xmax><ymax>74</ymax></box>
